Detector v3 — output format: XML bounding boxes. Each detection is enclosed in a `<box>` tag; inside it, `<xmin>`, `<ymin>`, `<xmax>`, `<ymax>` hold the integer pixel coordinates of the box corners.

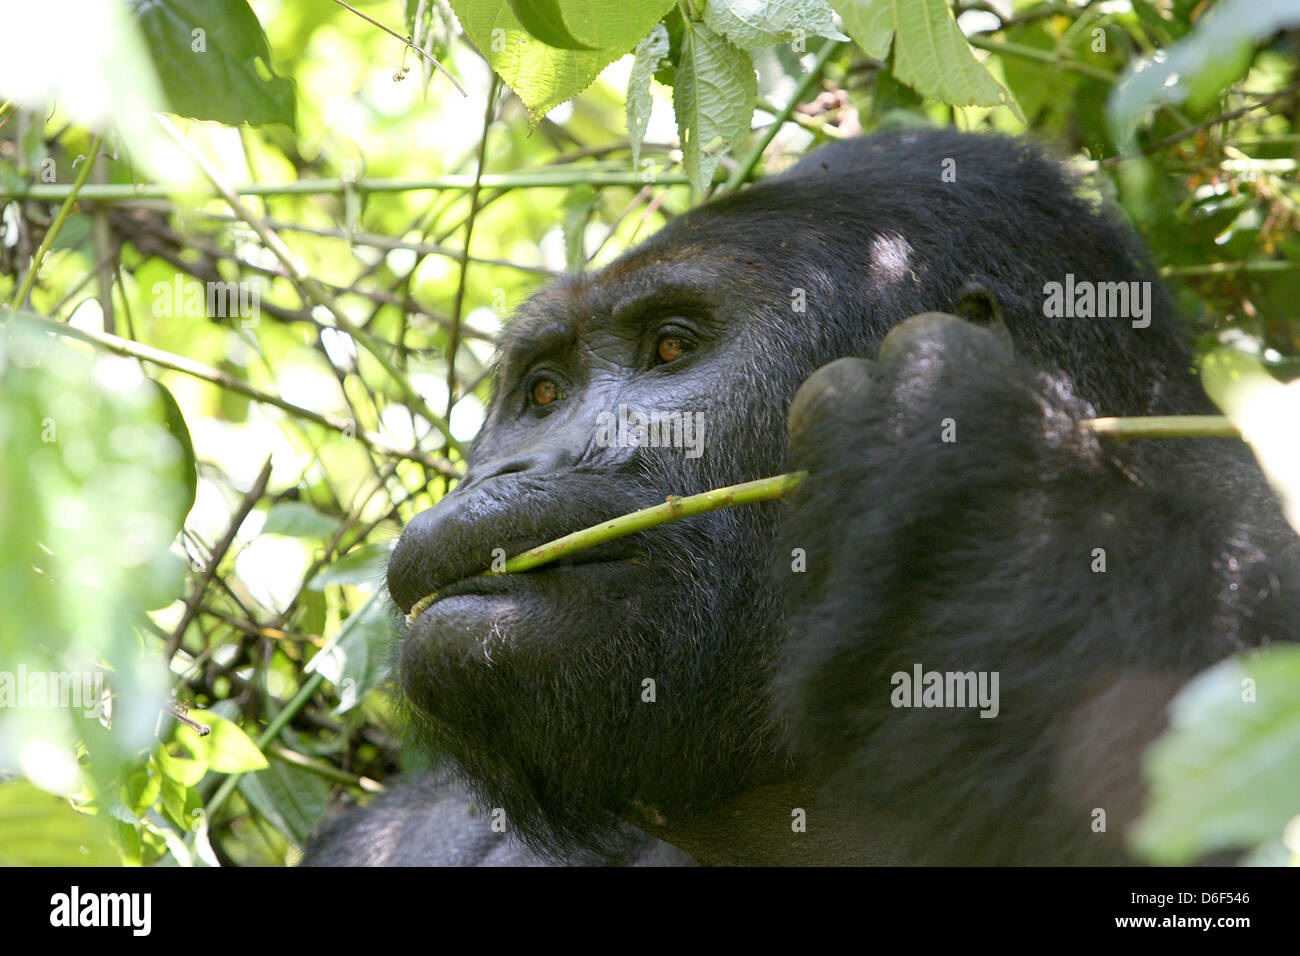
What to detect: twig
<box><xmin>16</xmin><ymin>313</ymin><xmax>461</xmax><ymax>476</ymax></box>
<box><xmin>446</xmin><ymin>77</ymin><xmax>498</xmax><ymax>416</ymax></box>
<box><xmin>405</xmin><ymin>471</ymin><xmax>807</xmax><ymax>622</ymax></box>
<box><xmin>7</xmin><ymin>132</ymin><xmax>103</xmax><ymax>313</ymax></box>
<box><xmin>330</xmin><ymin>0</ymin><xmax>466</xmax><ymax>96</ymax></box>
<box><xmin>1086</xmin><ymin>415</ymin><xmax>1239</xmax><ymax>439</ymax></box>
<box><xmin>168</xmin><ymin>458</ymin><xmax>274</xmax><ymax>658</ymax></box>
<box><xmin>1101</xmin><ymin>81</ymin><xmax>1300</xmax><ymax>167</ymax></box>
<box><xmin>967</xmin><ymin>35</ymin><xmax>1115</xmax><ymax>83</ymax></box>
<box><xmin>0</xmin><ymin>170</ymin><xmax>695</xmax><ymax>203</ymax></box>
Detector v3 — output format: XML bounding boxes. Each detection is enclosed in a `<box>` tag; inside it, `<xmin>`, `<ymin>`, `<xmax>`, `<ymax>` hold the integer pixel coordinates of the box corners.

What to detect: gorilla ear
<box><xmin>953</xmin><ymin>282</ymin><xmax>1014</xmax><ymax>352</ymax></box>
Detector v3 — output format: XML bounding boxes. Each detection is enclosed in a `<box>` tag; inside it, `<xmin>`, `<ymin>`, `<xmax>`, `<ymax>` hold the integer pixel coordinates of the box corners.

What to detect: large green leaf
<box><xmin>0</xmin><ymin>316</ymin><xmax>187</xmax><ymax>789</ymax></box>
<box><xmin>1131</xmin><ymin>647</ymin><xmax>1300</xmax><ymax>864</ymax></box>
<box><xmin>238</xmin><ymin>757</ymin><xmax>329</xmax><ymax>846</ymax></box>
<box><xmin>308</xmin><ymin>541</ymin><xmax>394</xmax><ymax>590</ymax></box>
<box><xmin>0</xmin><ymin>780</ymin><xmax>118</xmax><ymax>866</ymax></box>
<box><xmin>833</xmin><ymin>0</ymin><xmax>1021</xmax><ymax>119</ymax></box>
<box><xmin>176</xmin><ymin>710</ymin><xmax>269</xmax><ymax>774</ymax></box>
<box><xmin>262</xmin><ymin>500</ymin><xmax>338</xmax><ymax>538</ymax></box>
<box><xmin>307</xmin><ymin>595</ymin><xmax>393</xmax><ymax>715</ymax></box>
<box><xmin>129</xmin><ymin>0</ymin><xmax>296</xmax><ymax>128</ymax></box>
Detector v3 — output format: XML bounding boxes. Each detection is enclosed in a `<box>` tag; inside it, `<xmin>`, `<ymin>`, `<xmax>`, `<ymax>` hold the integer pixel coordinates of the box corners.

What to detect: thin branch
<box><xmin>7</xmin><ymin>132</ymin><xmax>103</xmax><ymax>312</ymax></box>
<box><xmin>1101</xmin><ymin>81</ymin><xmax>1300</xmax><ymax>167</ymax></box>
<box><xmin>330</xmin><ymin>0</ymin><xmax>466</xmax><ymax>96</ymax></box>
<box><xmin>16</xmin><ymin>313</ymin><xmax>461</xmax><ymax>476</ymax></box>
<box><xmin>0</xmin><ymin>170</ymin><xmax>695</xmax><ymax>203</ymax></box>
<box><xmin>404</xmin><ymin>410</ymin><xmax>1248</xmax><ymax>620</ymax></box>
<box><xmin>1086</xmin><ymin>415</ymin><xmax>1240</xmax><ymax>439</ymax></box>
<box><xmin>446</xmin><ymin>77</ymin><xmax>498</xmax><ymax>416</ymax></box>
<box><xmin>405</xmin><ymin>471</ymin><xmax>807</xmax><ymax>622</ymax></box>
<box><xmin>168</xmin><ymin>457</ymin><xmax>274</xmax><ymax>658</ymax></box>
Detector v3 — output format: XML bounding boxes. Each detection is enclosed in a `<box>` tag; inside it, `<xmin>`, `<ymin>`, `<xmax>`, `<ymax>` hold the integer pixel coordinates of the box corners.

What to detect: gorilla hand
<box><xmin>774</xmin><ymin>313</ymin><xmax>1286</xmax><ymax>864</ymax></box>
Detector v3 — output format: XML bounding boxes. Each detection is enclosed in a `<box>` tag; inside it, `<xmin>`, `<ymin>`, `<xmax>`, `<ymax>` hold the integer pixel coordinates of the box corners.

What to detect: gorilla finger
<box><xmin>787</xmin><ymin>356</ymin><xmax>879</xmax><ymax>445</ymax></box>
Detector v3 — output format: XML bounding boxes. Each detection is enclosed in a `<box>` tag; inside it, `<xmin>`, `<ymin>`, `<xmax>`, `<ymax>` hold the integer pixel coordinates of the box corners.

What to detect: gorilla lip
<box><xmin>404</xmin><ymin>553</ymin><xmax>631</xmax><ymax>624</ymax></box>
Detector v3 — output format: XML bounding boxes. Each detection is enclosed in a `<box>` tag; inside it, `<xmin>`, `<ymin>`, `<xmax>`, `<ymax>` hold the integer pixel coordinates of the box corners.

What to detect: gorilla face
<box><xmin>386</xmin><ymin>218</ymin><xmax>822</xmax><ymax>852</ymax></box>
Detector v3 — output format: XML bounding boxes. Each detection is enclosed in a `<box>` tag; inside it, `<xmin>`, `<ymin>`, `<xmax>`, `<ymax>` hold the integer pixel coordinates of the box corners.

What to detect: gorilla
<box><xmin>304</xmin><ymin>128</ymin><xmax>1299</xmax><ymax>866</ymax></box>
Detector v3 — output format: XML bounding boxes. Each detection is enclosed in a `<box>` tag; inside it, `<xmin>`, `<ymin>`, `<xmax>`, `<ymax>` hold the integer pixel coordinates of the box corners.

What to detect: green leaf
<box><xmin>1201</xmin><ymin>347</ymin><xmax>1300</xmax><ymax>535</ymax></box>
<box><xmin>119</xmin><ymin>768</ymin><xmax>161</xmax><ymax>817</ymax></box>
<box><xmin>833</xmin><ymin>0</ymin><xmax>1021</xmax><ymax>119</ymax></box>
<box><xmin>155</xmin><ymin>743</ymin><xmax>207</xmax><ymax>787</ymax></box>
<box><xmin>673</xmin><ymin>19</ymin><xmax>757</xmax><ymax>195</ymax></box>
<box><xmin>151</xmin><ymin>379</ymin><xmax>198</xmax><ymax>533</ymax></box>
<box><xmin>157</xmin><ymin>771</ymin><xmax>190</xmax><ymax>830</ymax></box>
<box><xmin>703</xmin><ymin>0</ymin><xmax>848</xmax><ymax>51</ymax></box>
<box><xmin>450</xmin><ymin>0</ymin><xmax>676</xmax><ymax>117</ymax></box>
<box><xmin>0</xmin><ymin>780</ymin><xmax>118</xmax><ymax>866</ymax></box>
<box><xmin>1131</xmin><ymin>647</ymin><xmax>1300</xmax><ymax>864</ymax></box>
<box><xmin>307</xmin><ymin>595</ymin><xmax>393</xmax><ymax>715</ymax></box>
<box><xmin>627</xmin><ymin>23</ymin><xmax>671</xmax><ymax>169</ymax></box>
<box><xmin>128</xmin><ymin>0</ymin><xmax>296</xmax><ymax>128</ymax></box>
<box><xmin>562</xmin><ymin>183</ymin><xmax>600</xmax><ymax>272</ymax></box>
<box><xmin>237</xmin><ymin>757</ymin><xmax>329</xmax><ymax>846</ymax></box>
<box><xmin>176</xmin><ymin>710</ymin><xmax>268</xmax><ymax>773</ymax></box>
<box><xmin>308</xmin><ymin>541</ymin><xmax>394</xmax><ymax>590</ymax></box>
<box><xmin>0</xmin><ymin>316</ymin><xmax>185</xmax><ymax>788</ymax></box>
<box><xmin>262</xmin><ymin>500</ymin><xmax>338</xmax><ymax>538</ymax></box>
<box><xmin>1108</xmin><ymin>0</ymin><xmax>1300</xmax><ymax>154</ymax></box>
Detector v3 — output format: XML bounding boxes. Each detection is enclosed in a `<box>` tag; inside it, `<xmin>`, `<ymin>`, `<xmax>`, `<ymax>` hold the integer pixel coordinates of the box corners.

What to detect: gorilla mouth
<box><xmin>403</xmin><ymin>548</ymin><xmax>636</xmax><ymax>624</ymax></box>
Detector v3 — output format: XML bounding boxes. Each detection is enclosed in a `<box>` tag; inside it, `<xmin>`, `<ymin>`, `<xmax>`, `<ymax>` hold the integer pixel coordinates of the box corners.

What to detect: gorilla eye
<box><xmin>531</xmin><ymin>378</ymin><xmax>565</xmax><ymax>407</ymax></box>
<box><xmin>656</xmin><ymin>335</ymin><xmax>684</xmax><ymax>364</ymax></box>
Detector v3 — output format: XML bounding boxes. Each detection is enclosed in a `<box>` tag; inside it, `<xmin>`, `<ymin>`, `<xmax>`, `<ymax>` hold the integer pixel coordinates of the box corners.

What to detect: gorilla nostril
<box><xmin>463</xmin><ymin>447</ymin><xmax>576</xmax><ymax>490</ymax></box>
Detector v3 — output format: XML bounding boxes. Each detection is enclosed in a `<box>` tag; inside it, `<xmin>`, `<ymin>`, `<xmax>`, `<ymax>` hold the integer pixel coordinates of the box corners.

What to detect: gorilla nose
<box><xmin>385</xmin><ymin>445</ymin><xmax>579</xmax><ymax>613</ymax></box>
<box><xmin>457</xmin><ymin>445</ymin><xmax>578</xmax><ymax>494</ymax></box>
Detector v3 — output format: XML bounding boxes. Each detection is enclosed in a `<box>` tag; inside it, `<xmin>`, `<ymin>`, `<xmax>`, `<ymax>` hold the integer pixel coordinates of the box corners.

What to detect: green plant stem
<box><xmin>0</xmin><ymin>170</ymin><xmax>696</xmax><ymax>204</ymax></box>
<box><xmin>405</xmin><ymin>470</ymin><xmax>807</xmax><ymax>622</ymax></box>
<box><xmin>968</xmin><ymin>35</ymin><xmax>1115</xmax><ymax>82</ymax></box>
<box><xmin>330</xmin><ymin>0</ymin><xmax>466</xmax><ymax>95</ymax></box>
<box><xmin>1086</xmin><ymin>415</ymin><xmax>1240</xmax><ymax>439</ymax></box>
<box><xmin>7</xmin><ymin>133</ymin><xmax>104</xmax><ymax>313</ymax></box>
<box><xmin>723</xmin><ymin>37</ymin><xmax>842</xmax><ymax>192</ymax></box>
<box><xmin>203</xmin><ymin>672</ymin><xmax>326</xmax><ymax>818</ymax></box>
<box><xmin>13</xmin><ymin>313</ymin><xmax>460</xmax><ymax>476</ymax></box>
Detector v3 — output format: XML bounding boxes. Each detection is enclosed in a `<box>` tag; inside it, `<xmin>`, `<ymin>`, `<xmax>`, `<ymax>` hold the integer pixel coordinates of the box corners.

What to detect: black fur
<box><xmin>306</xmin><ymin>129</ymin><xmax>1299</xmax><ymax>866</ymax></box>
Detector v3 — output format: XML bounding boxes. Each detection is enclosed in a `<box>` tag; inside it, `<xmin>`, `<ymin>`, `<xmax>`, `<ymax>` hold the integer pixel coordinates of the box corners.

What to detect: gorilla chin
<box><xmin>395</xmin><ymin>508</ymin><xmax>785</xmax><ymax>860</ymax></box>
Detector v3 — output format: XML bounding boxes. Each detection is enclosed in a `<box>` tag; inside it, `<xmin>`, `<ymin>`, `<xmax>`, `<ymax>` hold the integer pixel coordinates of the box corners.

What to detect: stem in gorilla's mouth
<box><xmin>401</xmin><ymin>414</ymin><xmax>1239</xmax><ymax>624</ymax></box>
<box><xmin>403</xmin><ymin>470</ymin><xmax>808</xmax><ymax>624</ymax></box>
